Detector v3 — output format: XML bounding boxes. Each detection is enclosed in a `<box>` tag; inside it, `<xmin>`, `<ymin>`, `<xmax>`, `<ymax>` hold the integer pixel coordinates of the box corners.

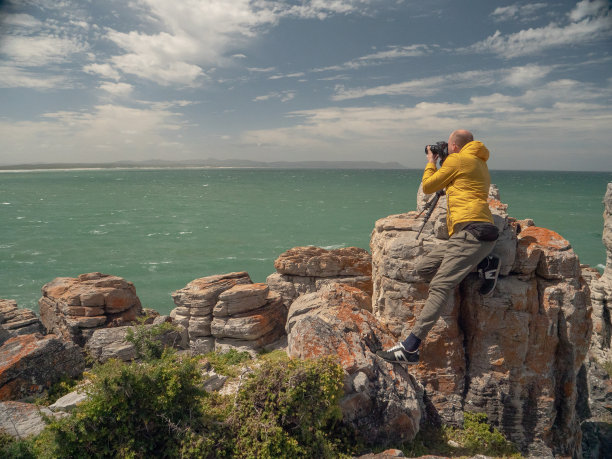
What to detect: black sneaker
<box><xmin>478</xmin><ymin>255</ymin><xmax>501</xmax><ymax>297</ymax></box>
<box><xmin>376</xmin><ymin>343</ymin><xmax>419</xmax><ymax>365</ymax></box>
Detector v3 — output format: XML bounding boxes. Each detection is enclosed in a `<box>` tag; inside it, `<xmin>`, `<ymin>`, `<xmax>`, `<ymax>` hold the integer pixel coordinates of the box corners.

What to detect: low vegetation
<box><xmin>0</xmin><ymin>322</ymin><xmax>521</xmax><ymax>458</ymax></box>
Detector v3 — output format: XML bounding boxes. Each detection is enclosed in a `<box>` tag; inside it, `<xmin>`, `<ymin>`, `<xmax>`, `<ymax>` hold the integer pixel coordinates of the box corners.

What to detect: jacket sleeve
<box><xmin>422</xmin><ymin>154</ymin><xmax>459</xmax><ymax>194</ymax></box>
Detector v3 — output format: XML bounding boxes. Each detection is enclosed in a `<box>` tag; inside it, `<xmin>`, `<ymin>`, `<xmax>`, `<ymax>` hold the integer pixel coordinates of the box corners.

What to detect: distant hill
<box><xmin>0</xmin><ymin>158</ymin><xmax>407</xmax><ymax>170</ymax></box>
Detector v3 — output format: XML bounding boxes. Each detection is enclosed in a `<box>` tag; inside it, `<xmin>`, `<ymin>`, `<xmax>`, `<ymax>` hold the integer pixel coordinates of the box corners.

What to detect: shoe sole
<box><xmin>480</xmin><ymin>262</ymin><xmax>501</xmax><ymax>297</ymax></box>
<box><xmin>376</xmin><ymin>353</ymin><xmax>419</xmax><ymax>365</ymax></box>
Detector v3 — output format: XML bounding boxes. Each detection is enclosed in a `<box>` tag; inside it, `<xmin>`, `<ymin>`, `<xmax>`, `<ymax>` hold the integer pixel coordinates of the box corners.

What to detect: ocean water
<box><xmin>1</xmin><ymin>168</ymin><xmax>610</xmax><ymax>314</ymax></box>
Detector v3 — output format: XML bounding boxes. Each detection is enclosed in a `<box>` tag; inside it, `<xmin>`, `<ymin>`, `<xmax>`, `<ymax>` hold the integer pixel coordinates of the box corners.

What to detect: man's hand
<box><xmin>426</xmin><ymin>146</ymin><xmax>438</xmax><ymax>165</ymax></box>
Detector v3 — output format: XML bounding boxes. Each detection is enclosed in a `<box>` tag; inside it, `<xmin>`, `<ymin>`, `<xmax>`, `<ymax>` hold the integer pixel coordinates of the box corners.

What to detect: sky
<box><xmin>0</xmin><ymin>0</ymin><xmax>611</xmax><ymax>171</ymax></box>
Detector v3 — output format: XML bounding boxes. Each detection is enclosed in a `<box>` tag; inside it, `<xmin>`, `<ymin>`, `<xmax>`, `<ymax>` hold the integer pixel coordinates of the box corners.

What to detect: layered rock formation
<box><xmin>39</xmin><ymin>272</ymin><xmax>143</xmax><ymax>346</ymax></box>
<box><xmin>0</xmin><ymin>299</ymin><xmax>43</xmax><ymax>336</ymax></box>
<box><xmin>579</xmin><ymin>183</ymin><xmax>612</xmax><ymax>458</ymax></box>
<box><xmin>171</xmin><ymin>272</ymin><xmax>286</xmax><ymax>354</ymax></box>
<box><xmin>286</xmin><ymin>283</ymin><xmax>423</xmax><ymax>446</ymax></box>
<box><xmin>370</xmin><ymin>186</ymin><xmax>591</xmax><ymax>457</ymax></box>
<box><xmin>267</xmin><ymin>246</ymin><xmax>373</xmax><ymax>309</ymax></box>
<box><xmin>0</xmin><ymin>333</ymin><xmax>85</xmax><ymax>401</ymax></box>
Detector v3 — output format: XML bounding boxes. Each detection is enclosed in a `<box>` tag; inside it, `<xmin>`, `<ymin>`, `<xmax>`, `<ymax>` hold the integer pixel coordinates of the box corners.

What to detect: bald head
<box><xmin>449</xmin><ymin>130</ymin><xmax>474</xmax><ymax>152</ymax></box>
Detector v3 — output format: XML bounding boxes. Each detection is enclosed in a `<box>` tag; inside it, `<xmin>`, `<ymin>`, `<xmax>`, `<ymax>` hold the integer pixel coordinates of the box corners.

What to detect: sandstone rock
<box><xmin>172</xmin><ymin>272</ymin><xmax>253</xmax><ymax>315</ymax></box>
<box><xmin>214</xmin><ymin>283</ymin><xmax>269</xmax><ymax>316</ymax></box>
<box><xmin>49</xmin><ymin>390</ymin><xmax>88</xmax><ymax>412</ymax></box>
<box><xmin>579</xmin><ymin>183</ymin><xmax>612</xmax><ymax>458</ymax></box>
<box><xmin>211</xmin><ymin>295</ymin><xmax>285</xmax><ymax>341</ymax></box>
<box><xmin>370</xmin><ymin>185</ymin><xmax>590</xmax><ymax>458</ymax></box>
<box><xmin>0</xmin><ymin>401</ymin><xmax>54</xmax><ymax>438</ymax></box>
<box><xmin>286</xmin><ymin>284</ymin><xmax>423</xmax><ymax>446</ymax></box>
<box><xmin>274</xmin><ymin>246</ymin><xmax>371</xmax><ymax>277</ymax></box>
<box><xmin>39</xmin><ymin>272</ymin><xmax>143</xmax><ymax>346</ymax></box>
<box><xmin>170</xmin><ymin>272</ymin><xmax>252</xmax><ymax>353</ymax></box>
<box><xmin>172</xmin><ymin>272</ymin><xmax>288</xmax><ymax>355</ymax></box>
<box><xmin>0</xmin><ymin>299</ymin><xmax>43</xmax><ymax>336</ymax></box>
<box><xmin>0</xmin><ymin>334</ymin><xmax>85</xmax><ymax>401</ymax></box>
<box><xmin>513</xmin><ymin>226</ymin><xmax>580</xmax><ymax>280</ymax></box>
<box><xmin>267</xmin><ymin>246</ymin><xmax>373</xmax><ymax>310</ymax></box>
<box><xmin>85</xmin><ymin>322</ymin><xmax>183</xmax><ymax>363</ymax></box>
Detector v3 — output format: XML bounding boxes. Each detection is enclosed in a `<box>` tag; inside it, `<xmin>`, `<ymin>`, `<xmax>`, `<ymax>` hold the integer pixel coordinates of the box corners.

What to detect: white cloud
<box><xmin>502</xmin><ymin>64</ymin><xmax>552</xmax><ymax>86</ymax></box>
<box><xmin>474</xmin><ymin>2</ymin><xmax>612</xmax><ymax>58</ymax></box>
<box><xmin>269</xmin><ymin>72</ymin><xmax>305</xmax><ymax>80</ymax></box>
<box><xmin>2</xmin><ymin>13</ymin><xmax>43</xmax><ymax>28</ymax></box>
<box><xmin>83</xmin><ymin>63</ymin><xmax>121</xmax><ymax>81</ymax></box>
<box><xmin>491</xmin><ymin>3</ymin><xmax>548</xmax><ymax>22</ymax></box>
<box><xmin>569</xmin><ymin>0</ymin><xmax>609</xmax><ymax>21</ymax></box>
<box><xmin>241</xmin><ymin>79</ymin><xmax>612</xmax><ymax>167</ymax></box>
<box><xmin>0</xmin><ymin>65</ymin><xmax>69</xmax><ymax>89</ymax></box>
<box><xmin>99</xmin><ymin>82</ymin><xmax>133</xmax><ymax>97</ymax></box>
<box><xmin>0</xmin><ymin>35</ymin><xmax>85</xmax><ymax>66</ymax></box>
<box><xmin>331</xmin><ymin>65</ymin><xmax>550</xmax><ymax>101</ymax></box>
<box><xmin>314</xmin><ymin>44</ymin><xmax>432</xmax><ymax>73</ymax></box>
<box><xmin>0</xmin><ymin>103</ymin><xmax>189</xmax><ymax>164</ymax></box>
<box><xmin>253</xmin><ymin>90</ymin><xmax>296</xmax><ymax>102</ymax></box>
<box><xmin>99</xmin><ymin>0</ymin><xmax>380</xmax><ymax>86</ymax></box>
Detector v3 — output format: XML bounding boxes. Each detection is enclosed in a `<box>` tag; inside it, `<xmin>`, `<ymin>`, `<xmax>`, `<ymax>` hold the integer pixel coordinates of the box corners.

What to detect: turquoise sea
<box><xmin>1</xmin><ymin>168</ymin><xmax>611</xmax><ymax>315</ymax></box>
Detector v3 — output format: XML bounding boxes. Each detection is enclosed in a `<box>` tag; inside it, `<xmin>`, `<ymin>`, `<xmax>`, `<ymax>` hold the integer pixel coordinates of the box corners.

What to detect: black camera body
<box><xmin>425</xmin><ymin>141</ymin><xmax>449</xmax><ymax>165</ymax></box>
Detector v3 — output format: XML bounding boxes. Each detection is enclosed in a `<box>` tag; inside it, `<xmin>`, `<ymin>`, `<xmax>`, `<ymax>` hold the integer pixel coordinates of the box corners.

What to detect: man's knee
<box><xmin>416</xmin><ymin>262</ymin><xmax>438</xmax><ymax>280</ymax></box>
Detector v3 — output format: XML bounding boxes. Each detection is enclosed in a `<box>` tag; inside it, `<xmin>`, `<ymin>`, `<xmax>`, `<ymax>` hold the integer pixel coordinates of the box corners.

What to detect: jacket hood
<box><xmin>460</xmin><ymin>140</ymin><xmax>489</xmax><ymax>162</ymax></box>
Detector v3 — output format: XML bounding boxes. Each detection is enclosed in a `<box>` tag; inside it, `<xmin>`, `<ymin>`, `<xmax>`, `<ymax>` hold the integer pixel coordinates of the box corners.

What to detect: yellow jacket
<box><xmin>422</xmin><ymin>140</ymin><xmax>493</xmax><ymax>236</ymax></box>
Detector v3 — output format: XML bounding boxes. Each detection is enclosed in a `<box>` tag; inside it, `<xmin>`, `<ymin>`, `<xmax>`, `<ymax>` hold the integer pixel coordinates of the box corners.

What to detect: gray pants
<box><xmin>412</xmin><ymin>229</ymin><xmax>495</xmax><ymax>339</ymax></box>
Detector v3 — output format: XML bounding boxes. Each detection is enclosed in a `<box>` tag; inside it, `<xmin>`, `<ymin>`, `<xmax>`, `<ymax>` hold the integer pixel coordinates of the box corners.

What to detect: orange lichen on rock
<box><xmin>519</xmin><ymin>226</ymin><xmax>571</xmax><ymax>251</ymax></box>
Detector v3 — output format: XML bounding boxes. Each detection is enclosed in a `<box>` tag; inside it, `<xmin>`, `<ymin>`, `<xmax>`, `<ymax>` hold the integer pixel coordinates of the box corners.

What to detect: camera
<box><xmin>424</xmin><ymin>141</ymin><xmax>449</xmax><ymax>165</ymax></box>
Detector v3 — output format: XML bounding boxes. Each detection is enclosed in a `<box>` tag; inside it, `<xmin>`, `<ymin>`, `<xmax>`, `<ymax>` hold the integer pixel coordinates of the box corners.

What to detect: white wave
<box><xmin>1</xmin><ymin>202</ymin><xmax>11</xmax><ymax>205</ymax></box>
<box><xmin>179</xmin><ymin>231</ymin><xmax>192</xmax><ymax>235</ymax></box>
<box><xmin>89</xmin><ymin>230</ymin><xmax>108</xmax><ymax>235</ymax></box>
<box><xmin>597</xmin><ymin>264</ymin><xmax>606</xmax><ymax>270</ymax></box>
<box><xmin>321</xmin><ymin>244</ymin><xmax>346</xmax><ymax>250</ymax></box>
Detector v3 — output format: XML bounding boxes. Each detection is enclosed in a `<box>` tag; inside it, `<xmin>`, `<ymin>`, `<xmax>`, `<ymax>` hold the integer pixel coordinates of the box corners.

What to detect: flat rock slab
<box><xmin>0</xmin><ymin>401</ymin><xmax>54</xmax><ymax>438</ymax></box>
<box><xmin>49</xmin><ymin>390</ymin><xmax>88</xmax><ymax>412</ymax></box>
<box><xmin>0</xmin><ymin>334</ymin><xmax>85</xmax><ymax>401</ymax></box>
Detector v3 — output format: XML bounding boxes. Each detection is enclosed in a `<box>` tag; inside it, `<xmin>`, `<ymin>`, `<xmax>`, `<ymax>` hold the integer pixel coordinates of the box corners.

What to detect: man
<box><xmin>377</xmin><ymin>129</ymin><xmax>501</xmax><ymax>365</ymax></box>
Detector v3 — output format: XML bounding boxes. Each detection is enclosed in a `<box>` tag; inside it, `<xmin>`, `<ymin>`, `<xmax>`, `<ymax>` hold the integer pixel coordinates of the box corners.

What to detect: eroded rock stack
<box><xmin>579</xmin><ymin>182</ymin><xmax>612</xmax><ymax>457</ymax></box>
<box><xmin>286</xmin><ymin>283</ymin><xmax>423</xmax><ymax>446</ymax></box>
<box><xmin>370</xmin><ymin>186</ymin><xmax>591</xmax><ymax>458</ymax></box>
<box><xmin>171</xmin><ymin>272</ymin><xmax>286</xmax><ymax>354</ymax></box>
<box><xmin>39</xmin><ymin>272</ymin><xmax>143</xmax><ymax>346</ymax></box>
<box><xmin>0</xmin><ymin>299</ymin><xmax>43</xmax><ymax>336</ymax></box>
<box><xmin>267</xmin><ymin>246</ymin><xmax>373</xmax><ymax>310</ymax></box>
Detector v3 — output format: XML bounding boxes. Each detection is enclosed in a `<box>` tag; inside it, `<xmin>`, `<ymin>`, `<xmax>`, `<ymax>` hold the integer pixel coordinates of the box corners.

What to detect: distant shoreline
<box><xmin>0</xmin><ymin>159</ymin><xmax>407</xmax><ymax>172</ymax></box>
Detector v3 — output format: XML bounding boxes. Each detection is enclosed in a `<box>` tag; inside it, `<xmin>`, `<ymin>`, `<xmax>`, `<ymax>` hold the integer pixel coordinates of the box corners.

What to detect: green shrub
<box><xmin>229</xmin><ymin>356</ymin><xmax>352</xmax><ymax>458</ymax></box>
<box><xmin>39</xmin><ymin>351</ymin><xmax>220</xmax><ymax>458</ymax></box>
<box><xmin>205</xmin><ymin>348</ymin><xmax>252</xmax><ymax>376</ymax></box>
<box><xmin>0</xmin><ymin>430</ymin><xmax>36</xmax><ymax>459</ymax></box>
<box><xmin>125</xmin><ymin>320</ymin><xmax>178</xmax><ymax>361</ymax></box>
<box><xmin>456</xmin><ymin>411</ymin><xmax>519</xmax><ymax>456</ymax></box>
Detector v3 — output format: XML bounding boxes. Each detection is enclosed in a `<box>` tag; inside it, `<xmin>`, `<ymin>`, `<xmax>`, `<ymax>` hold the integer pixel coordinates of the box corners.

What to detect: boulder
<box><xmin>171</xmin><ymin>272</ymin><xmax>287</xmax><ymax>355</ymax></box>
<box><xmin>0</xmin><ymin>401</ymin><xmax>55</xmax><ymax>438</ymax></box>
<box><xmin>49</xmin><ymin>390</ymin><xmax>88</xmax><ymax>412</ymax></box>
<box><xmin>286</xmin><ymin>284</ymin><xmax>423</xmax><ymax>446</ymax></box>
<box><xmin>85</xmin><ymin>319</ymin><xmax>182</xmax><ymax>363</ymax></box>
<box><xmin>39</xmin><ymin>272</ymin><xmax>143</xmax><ymax>346</ymax></box>
<box><xmin>0</xmin><ymin>334</ymin><xmax>85</xmax><ymax>401</ymax></box>
<box><xmin>267</xmin><ymin>246</ymin><xmax>373</xmax><ymax>310</ymax></box>
<box><xmin>0</xmin><ymin>299</ymin><xmax>43</xmax><ymax>336</ymax></box>
<box><xmin>370</xmin><ymin>185</ymin><xmax>591</xmax><ymax>458</ymax></box>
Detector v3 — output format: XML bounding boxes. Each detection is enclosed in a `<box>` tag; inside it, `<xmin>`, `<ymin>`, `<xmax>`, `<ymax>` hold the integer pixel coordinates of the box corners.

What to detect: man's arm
<box><xmin>422</xmin><ymin>154</ymin><xmax>459</xmax><ymax>194</ymax></box>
